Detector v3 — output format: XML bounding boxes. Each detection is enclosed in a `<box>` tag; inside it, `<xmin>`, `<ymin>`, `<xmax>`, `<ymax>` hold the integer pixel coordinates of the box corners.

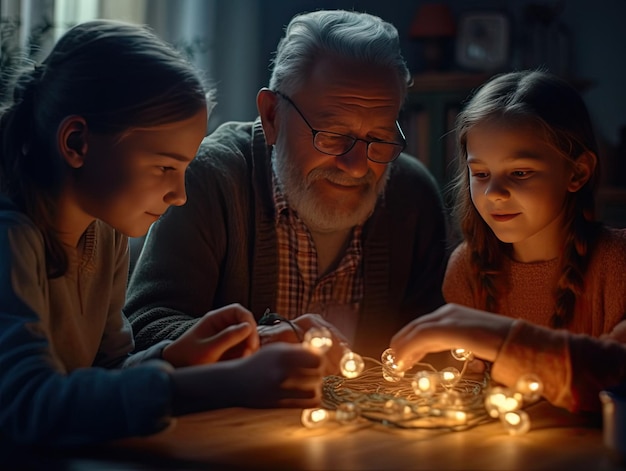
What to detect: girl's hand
<box><xmin>390</xmin><ymin>303</ymin><xmax>514</xmax><ymax>370</ymax></box>
<box><xmin>230</xmin><ymin>343</ymin><xmax>324</xmax><ymax>409</ymax></box>
<box><xmin>169</xmin><ymin>342</ymin><xmax>324</xmax><ymax>415</ymax></box>
<box><xmin>163</xmin><ymin>303</ymin><xmax>260</xmax><ymax>367</ymax></box>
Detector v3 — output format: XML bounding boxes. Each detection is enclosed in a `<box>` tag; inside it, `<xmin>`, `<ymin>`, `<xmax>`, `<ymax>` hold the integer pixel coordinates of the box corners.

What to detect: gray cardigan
<box><xmin>125</xmin><ymin>119</ymin><xmax>448</xmax><ymax>357</ymax></box>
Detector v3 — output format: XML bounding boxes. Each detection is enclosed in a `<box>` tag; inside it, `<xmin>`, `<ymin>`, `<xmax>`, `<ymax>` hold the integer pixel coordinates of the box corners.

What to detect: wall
<box><xmin>207</xmin><ymin>0</ymin><xmax>626</xmax><ymax>152</ymax></box>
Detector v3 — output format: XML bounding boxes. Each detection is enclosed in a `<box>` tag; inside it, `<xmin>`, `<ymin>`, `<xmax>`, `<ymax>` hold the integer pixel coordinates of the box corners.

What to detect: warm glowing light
<box><xmin>335</xmin><ymin>402</ymin><xmax>360</xmax><ymax>424</ymax></box>
<box><xmin>451</xmin><ymin>348</ymin><xmax>474</xmax><ymax>361</ymax></box>
<box><xmin>515</xmin><ymin>373</ymin><xmax>544</xmax><ymax>402</ymax></box>
<box><xmin>340</xmin><ymin>351</ymin><xmax>365</xmax><ymax>379</ymax></box>
<box><xmin>412</xmin><ymin>370</ymin><xmax>438</xmax><ymax>396</ymax></box>
<box><xmin>383</xmin><ymin>398</ymin><xmax>412</xmax><ymax>418</ymax></box>
<box><xmin>381</xmin><ymin>348</ymin><xmax>405</xmax><ymax>382</ymax></box>
<box><xmin>444</xmin><ymin>408</ymin><xmax>468</xmax><ymax>424</ymax></box>
<box><xmin>484</xmin><ymin>386</ymin><xmax>522</xmax><ymax>418</ymax></box>
<box><xmin>439</xmin><ymin>367</ymin><xmax>461</xmax><ymax>387</ymax></box>
<box><xmin>501</xmin><ymin>410</ymin><xmax>530</xmax><ymax>435</ymax></box>
<box><xmin>437</xmin><ymin>390</ymin><xmax>463</xmax><ymax>408</ymax></box>
<box><xmin>302</xmin><ymin>327</ymin><xmax>333</xmax><ymax>354</ymax></box>
<box><xmin>301</xmin><ymin>408</ymin><xmax>330</xmax><ymax>428</ymax></box>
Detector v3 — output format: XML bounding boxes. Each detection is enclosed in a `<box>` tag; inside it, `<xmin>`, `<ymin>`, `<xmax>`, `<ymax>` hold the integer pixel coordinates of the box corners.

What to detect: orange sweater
<box><xmin>444</xmin><ymin>227</ymin><xmax>626</xmax><ymax>411</ymax></box>
<box><xmin>493</xmin><ymin>320</ymin><xmax>626</xmax><ymax>412</ymax></box>
<box><xmin>443</xmin><ymin>227</ymin><xmax>626</xmax><ymax>336</ymax></box>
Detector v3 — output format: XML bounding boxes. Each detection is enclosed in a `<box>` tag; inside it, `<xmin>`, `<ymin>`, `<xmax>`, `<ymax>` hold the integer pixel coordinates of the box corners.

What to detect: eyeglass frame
<box><xmin>274</xmin><ymin>90</ymin><xmax>406</xmax><ymax>164</ymax></box>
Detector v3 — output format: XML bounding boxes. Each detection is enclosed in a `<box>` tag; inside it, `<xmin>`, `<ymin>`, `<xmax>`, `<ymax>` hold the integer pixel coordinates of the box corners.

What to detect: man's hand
<box><xmin>258</xmin><ymin>313</ymin><xmax>348</xmax><ymax>375</ymax></box>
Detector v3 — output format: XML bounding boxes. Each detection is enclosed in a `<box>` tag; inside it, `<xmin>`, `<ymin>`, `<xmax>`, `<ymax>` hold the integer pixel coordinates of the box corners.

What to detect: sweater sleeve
<box><xmin>0</xmin><ymin>219</ymin><xmax>174</xmax><ymax>446</ymax></box>
<box><xmin>491</xmin><ymin>320</ymin><xmax>573</xmax><ymax>409</ymax></box>
<box><xmin>491</xmin><ymin>319</ymin><xmax>626</xmax><ymax>413</ymax></box>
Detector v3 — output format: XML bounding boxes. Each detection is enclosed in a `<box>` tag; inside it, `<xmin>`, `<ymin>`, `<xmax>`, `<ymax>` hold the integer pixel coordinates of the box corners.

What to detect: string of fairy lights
<box><xmin>300</xmin><ymin>327</ymin><xmax>544</xmax><ymax>435</ymax></box>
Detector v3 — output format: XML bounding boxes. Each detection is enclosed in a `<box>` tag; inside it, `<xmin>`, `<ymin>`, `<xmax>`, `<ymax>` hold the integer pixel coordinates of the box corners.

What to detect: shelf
<box><xmin>409</xmin><ymin>72</ymin><xmax>491</xmax><ymax>93</ymax></box>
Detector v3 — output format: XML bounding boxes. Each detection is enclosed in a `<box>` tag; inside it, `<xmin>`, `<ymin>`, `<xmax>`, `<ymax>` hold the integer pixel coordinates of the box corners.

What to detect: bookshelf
<box><xmin>400</xmin><ymin>72</ymin><xmax>490</xmax><ymax>188</ymax></box>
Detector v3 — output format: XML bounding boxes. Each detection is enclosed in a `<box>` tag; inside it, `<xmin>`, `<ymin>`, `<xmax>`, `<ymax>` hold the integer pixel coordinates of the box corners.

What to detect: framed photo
<box><xmin>455</xmin><ymin>12</ymin><xmax>510</xmax><ymax>72</ymax></box>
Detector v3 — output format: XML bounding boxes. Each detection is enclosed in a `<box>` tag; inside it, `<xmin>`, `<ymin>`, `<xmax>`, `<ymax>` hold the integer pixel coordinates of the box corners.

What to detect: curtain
<box><xmin>0</xmin><ymin>0</ymin><xmax>260</xmax><ymax>122</ymax></box>
<box><xmin>1</xmin><ymin>0</ymin><xmax>54</xmax><ymax>101</ymax></box>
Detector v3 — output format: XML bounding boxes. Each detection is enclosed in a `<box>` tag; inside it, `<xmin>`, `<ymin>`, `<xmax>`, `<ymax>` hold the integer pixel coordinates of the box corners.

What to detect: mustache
<box><xmin>306</xmin><ymin>167</ymin><xmax>376</xmax><ymax>187</ymax></box>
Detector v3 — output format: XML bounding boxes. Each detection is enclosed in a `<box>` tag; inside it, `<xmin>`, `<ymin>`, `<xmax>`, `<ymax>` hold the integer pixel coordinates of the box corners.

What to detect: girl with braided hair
<box><xmin>443</xmin><ymin>69</ymin><xmax>626</xmax><ymax>338</ymax></box>
<box><xmin>0</xmin><ymin>19</ymin><xmax>323</xmax><ymax>447</ymax></box>
<box><xmin>388</xmin><ymin>70</ymin><xmax>626</xmax><ymax>414</ymax></box>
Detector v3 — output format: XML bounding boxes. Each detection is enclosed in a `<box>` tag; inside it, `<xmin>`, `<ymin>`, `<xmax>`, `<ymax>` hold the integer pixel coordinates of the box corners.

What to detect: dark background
<box><xmin>205</xmin><ymin>0</ymin><xmax>625</xmax><ymax>155</ymax></box>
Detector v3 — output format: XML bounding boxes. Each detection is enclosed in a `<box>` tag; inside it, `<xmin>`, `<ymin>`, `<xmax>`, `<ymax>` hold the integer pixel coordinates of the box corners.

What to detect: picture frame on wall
<box><xmin>455</xmin><ymin>12</ymin><xmax>510</xmax><ymax>72</ymax></box>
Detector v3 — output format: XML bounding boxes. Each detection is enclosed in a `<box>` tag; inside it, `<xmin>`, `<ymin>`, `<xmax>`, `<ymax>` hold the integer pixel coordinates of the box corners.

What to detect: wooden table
<box><xmin>5</xmin><ymin>401</ymin><xmax>622</xmax><ymax>470</ymax></box>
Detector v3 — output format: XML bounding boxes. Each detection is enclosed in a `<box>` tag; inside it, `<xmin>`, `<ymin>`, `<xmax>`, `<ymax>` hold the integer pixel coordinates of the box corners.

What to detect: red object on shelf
<box><xmin>409</xmin><ymin>3</ymin><xmax>456</xmax><ymax>38</ymax></box>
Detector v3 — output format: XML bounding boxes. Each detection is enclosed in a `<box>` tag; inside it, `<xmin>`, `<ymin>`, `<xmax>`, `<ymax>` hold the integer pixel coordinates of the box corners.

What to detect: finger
<box><xmin>390</xmin><ymin>322</ymin><xmax>428</xmax><ymax>354</ymax></box>
<box><xmin>390</xmin><ymin>323</ymin><xmax>445</xmax><ymax>366</ymax></box>
<box><xmin>282</xmin><ymin>373</ymin><xmax>324</xmax><ymax>391</ymax></box>
<box><xmin>202</xmin><ymin>304</ymin><xmax>256</xmax><ymax>332</ymax></box>
<box><xmin>467</xmin><ymin>359</ymin><xmax>487</xmax><ymax>374</ymax></box>
<box><xmin>243</xmin><ymin>327</ymin><xmax>260</xmax><ymax>353</ymax></box>
<box><xmin>204</xmin><ymin>323</ymin><xmax>255</xmax><ymax>359</ymax></box>
<box><xmin>226</xmin><ymin>304</ymin><xmax>256</xmax><ymax>325</ymax></box>
<box><xmin>259</xmin><ymin>323</ymin><xmax>302</xmax><ymax>344</ymax></box>
<box><xmin>239</xmin><ymin>339</ymin><xmax>260</xmax><ymax>358</ymax></box>
<box><xmin>284</xmin><ymin>348</ymin><xmax>323</xmax><ymax>369</ymax></box>
<box><xmin>260</xmin><ymin>342</ymin><xmax>318</xmax><ymax>363</ymax></box>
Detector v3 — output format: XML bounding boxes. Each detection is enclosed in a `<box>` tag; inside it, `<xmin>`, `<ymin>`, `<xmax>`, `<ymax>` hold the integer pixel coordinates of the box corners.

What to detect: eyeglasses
<box><xmin>275</xmin><ymin>91</ymin><xmax>406</xmax><ymax>164</ymax></box>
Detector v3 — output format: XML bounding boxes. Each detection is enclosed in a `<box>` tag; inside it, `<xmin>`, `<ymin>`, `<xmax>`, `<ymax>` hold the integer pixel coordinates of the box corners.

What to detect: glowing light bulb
<box><xmin>515</xmin><ymin>373</ymin><xmax>544</xmax><ymax>402</ymax></box>
<box><xmin>340</xmin><ymin>351</ymin><xmax>365</xmax><ymax>379</ymax></box>
<box><xmin>381</xmin><ymin>348</ymin><xmax>404</xmax><ymax>382</ymax></box>
<box><xmin>301</xmin><ymin>408</ymin><xmax>330</xmax><ymax>428</ymax></box>
<box><xmin>335</xmin><ymin>402</ymin><xmax>360</xmax><ymax>424</ymax></box>
<box><xmin>484</xmin><ymin>386</ymin><xmax>523</xmax><ymax>418</ymax></box>
<box><xmin>437</xmin><ymin>390</ymin><xmax>463</xmax><ymax>408</ymax></box>
<box><xmin>451</xmin><ymin>348</ymin><xmax>474</xmax><ymax>362</ymax></box>
<box><xmin>439</xmin><ymin>367</ymin><xmax>461</xmax><ymax>387</ymax></box>
<box><xmin>444</xmin><ymin>408</ymin><xmax>468</xmax><ymax>425</ymax></box>
<box><xmin>383</xmin><ymin>398</ymin><xmax>412</xmax><ymax>418</ymax></box>
<box><xmin>411</xmin><ymin>370</ymin><xmax>438</xmax><ymax>396</ymax></box>
<box><xmin>302</xmin><ymin>327</ymin><xmax>333</xmax><ymax>354</ymax></box>
<box><xmin>501</xmin><ymin>410</ymin><xmax>531</xmax><ymax>435</ymax></box>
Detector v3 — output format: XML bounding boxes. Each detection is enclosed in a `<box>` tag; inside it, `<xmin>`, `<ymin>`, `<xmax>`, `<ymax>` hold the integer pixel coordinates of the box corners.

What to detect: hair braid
<box><xmin>551</xmin><ymin>204</ymin><xmax>601</xmax><ymax>328</ymax></box>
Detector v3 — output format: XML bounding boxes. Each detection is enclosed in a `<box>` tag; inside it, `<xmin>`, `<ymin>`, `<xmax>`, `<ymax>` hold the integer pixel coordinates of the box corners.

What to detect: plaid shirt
<box><xmin>273</xmin><ymin>173</ymin><xmax>363</xmax><ymax>343</ymax></box>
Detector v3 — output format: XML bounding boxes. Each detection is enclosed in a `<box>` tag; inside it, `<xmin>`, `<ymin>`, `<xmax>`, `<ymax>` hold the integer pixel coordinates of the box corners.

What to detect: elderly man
<box><xmin>125</xmin><ymin>9</ymin><xmax>448</xmax><ymax>360</ymax></box>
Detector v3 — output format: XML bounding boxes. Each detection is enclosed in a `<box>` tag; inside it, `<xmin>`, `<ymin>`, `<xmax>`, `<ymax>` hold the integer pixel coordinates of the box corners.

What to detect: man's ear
<box><xmin>568</xmin><ymin>151</ymin><xmax>597</xmax><ymax>192</ymax></box>
<box><xmin>256</xmin><ymin>88</ymin><xmax>280</xmax><ymax>146</ymax></box>
<box><xmin>57</xmin><ymin>116</ymin><xmax>88</xmax><ymax>168</ymax></box>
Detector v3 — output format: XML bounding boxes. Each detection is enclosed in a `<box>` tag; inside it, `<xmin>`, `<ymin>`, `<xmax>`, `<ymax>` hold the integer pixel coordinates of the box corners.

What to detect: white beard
<box><xmin>271</xmin><ymin>140</ymin><xmax>389</xmax><ymax>232</ymax></box>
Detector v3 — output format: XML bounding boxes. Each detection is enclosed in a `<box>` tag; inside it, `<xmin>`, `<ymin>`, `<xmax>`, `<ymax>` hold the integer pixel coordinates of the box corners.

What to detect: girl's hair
<box><xmin>269</xmin><ymin>10</ymin><xmax>411</xmax><ymax>97</ymax></box>
<box><xmin>449</xmin><ymin>69</ymin><xmax>601</xmax><ymax>328</ymax></box>
<box><xmin>0</xmin><ymin>20</ymin><xmax>210</xmax><ymax>277</ymax></box>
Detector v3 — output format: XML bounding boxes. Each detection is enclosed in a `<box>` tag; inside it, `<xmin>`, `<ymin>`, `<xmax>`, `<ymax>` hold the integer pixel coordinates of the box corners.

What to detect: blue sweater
<box><xmin>0</xmin><ymin>197</ymin><xmax>173</xmax><ymax>446</ymax></box>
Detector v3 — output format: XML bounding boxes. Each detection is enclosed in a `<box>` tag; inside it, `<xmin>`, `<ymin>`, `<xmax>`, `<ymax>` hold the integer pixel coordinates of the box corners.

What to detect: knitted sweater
<box><xmin>443</xmin><ymin>227</ymin><xmax>626</xmax><ymax>335</ymax></box>
<box><xmin>444</xmin><ymin>227</ymin><xmax>626</xmax><ymax>411</ymax></box>
<box><xmin>0</xmin><ymin>197</ymin><xmax>173</xmax><ymax>446</ymax></box>
<box><xmin>125</xmin><ymin>119</ymin><xmax>448</xmax><ymax>358</ymax></box>
<box><xmin>494</xmin><ymin>319</ymin><xmax>626</xmax><ymax>413</ymax></box>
